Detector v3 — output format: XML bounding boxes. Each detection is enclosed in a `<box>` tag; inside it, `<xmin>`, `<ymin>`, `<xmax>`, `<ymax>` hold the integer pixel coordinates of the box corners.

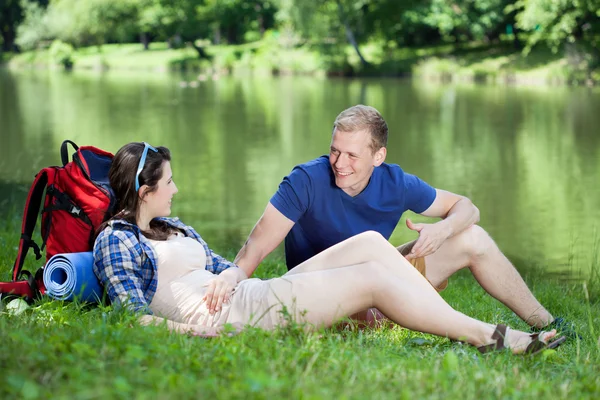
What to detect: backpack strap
<box><xmin>44</xmin><ymin>186</ymin><xmax>93</xmax><ymax>226</ymax></box>
<box><xmin>60</xmin><ymin>140</ymin><xmax>79</xmax><ymax>167</ymax></box>
<box><xmin>13</xmin><ymin>169</ymin><xmax>53</xmax><ymax>281</ymax></box>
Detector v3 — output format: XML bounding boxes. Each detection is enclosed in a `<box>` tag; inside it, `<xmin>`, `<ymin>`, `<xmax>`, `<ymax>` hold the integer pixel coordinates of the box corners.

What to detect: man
<box><xmin>230</xmin><ymin>104</ymin><xmax>567</xmax><ymax>332</ymax></box>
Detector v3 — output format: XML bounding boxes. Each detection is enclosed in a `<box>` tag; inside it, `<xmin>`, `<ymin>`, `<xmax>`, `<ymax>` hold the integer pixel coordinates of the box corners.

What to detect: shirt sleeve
<box><xmin>93</xmin><ymin>231</ymin><xmax>152</xmax><ymax>314</ymax></box>
<box><xmin>404</xmin><ymin>173</ymin><xmax>437</xmax><ymax>214</ymax></box>
<box><xmin>269</xmin><ymin>166</ymin><xmax>312</xmax><ymax>222</ymax></box>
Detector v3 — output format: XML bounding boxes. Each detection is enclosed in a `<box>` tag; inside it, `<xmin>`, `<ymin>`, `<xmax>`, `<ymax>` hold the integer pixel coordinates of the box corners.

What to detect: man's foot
<box><xmin>532</xmin><ymin>317</ymin><xmax>581</xmax><ymax>340</ymax></box>
<box><xmin>478</xmin><ymin>324</ymin><xmax>566</xmax><ymax>355</ymax></box>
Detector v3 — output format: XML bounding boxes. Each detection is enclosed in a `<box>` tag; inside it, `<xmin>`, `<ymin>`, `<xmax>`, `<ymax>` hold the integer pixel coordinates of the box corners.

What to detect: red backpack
<box><xmin>0</xmin><ymin>140</ymin><xmax>115</xmax><ymax>302</ymax></box>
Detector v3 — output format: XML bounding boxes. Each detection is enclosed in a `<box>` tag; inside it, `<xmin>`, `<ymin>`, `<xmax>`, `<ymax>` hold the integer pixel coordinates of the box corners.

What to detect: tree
<box><xmin>15</xmin><ymin>0</ymin><xmax>52</xmax><ymax>50</ymax></box>
<box><xmin>277</xmin><ymin>0</ymin><xmax>422</xmax><ymax>66</ymax></box>
<box><xmin>0</xmin><ymin>0</ymin><xmax>24</xmax><ymax>51</ymax></box>
<box><xmin>197</xmin><ymin>0</ymin><xmax>276</xmax><ymax>45</ymax></box>
<box><xmin>47</xmin><ymin>0</ymin><xmax>139</xmax><ymax>47</ymax></box>
<box><xmin>512</xmin><ymin>0</ymin><xmax>600</xmax><ymax>53</ymax></box>
<box><xmin>398</xmin><ymin>0</ymin><xmax>514</xmax><ymax>44</ymax></box>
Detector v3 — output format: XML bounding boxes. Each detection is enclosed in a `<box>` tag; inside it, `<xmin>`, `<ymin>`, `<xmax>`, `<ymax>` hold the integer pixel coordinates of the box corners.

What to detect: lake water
<box><xmin>1</xmin><ymin>69</ymin><xmax>599</xmax><ymax>279</ymax></box>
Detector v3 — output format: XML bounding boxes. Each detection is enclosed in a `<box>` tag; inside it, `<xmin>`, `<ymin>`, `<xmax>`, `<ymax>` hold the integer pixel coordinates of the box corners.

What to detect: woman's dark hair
<box><xmin>98</xmin><ymin>142</ymin><xmax>174</xmax><ymax>240</ymax></box>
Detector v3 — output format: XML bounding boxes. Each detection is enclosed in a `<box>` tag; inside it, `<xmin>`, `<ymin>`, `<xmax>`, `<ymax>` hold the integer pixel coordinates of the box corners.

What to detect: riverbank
<box><xmin>4</xmin><ymin>39</ymin><xmax>599</xmax><ymax>86</ymax></box>
<box><xmin>1</xmin><ymin>212</ymin><xmax>599</xmax><ymax>398</ymax></box>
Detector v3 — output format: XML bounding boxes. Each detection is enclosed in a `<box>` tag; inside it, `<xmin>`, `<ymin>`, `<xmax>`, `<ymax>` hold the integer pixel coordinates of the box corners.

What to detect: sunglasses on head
<box><xmin>135</xmin><ymin>142</ymin><xmax>158</xmax><ymax>191</ymax></box>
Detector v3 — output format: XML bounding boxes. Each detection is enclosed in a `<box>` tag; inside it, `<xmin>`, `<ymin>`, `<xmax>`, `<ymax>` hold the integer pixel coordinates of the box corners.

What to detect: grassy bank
<box><xmin>4</xmin><ymin>39</ymin><xmax>600</xmax><ymax>86</ymax></box>
<box><xmin>1</xmin><ymin>211</ymin><xmax>599</xmax><ymax>399</ymax></box>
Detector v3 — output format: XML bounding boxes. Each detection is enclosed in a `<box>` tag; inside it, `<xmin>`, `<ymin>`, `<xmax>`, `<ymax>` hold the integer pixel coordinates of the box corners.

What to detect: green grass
<box><xmin>1</xmin><ymin>210</ymin><xmax>599</xmax><ymax>399</ymax></box>
<box><xmin>4</xmin><ymin>39</ymin><xmax>600</xmax><ymax>85</ymax></box>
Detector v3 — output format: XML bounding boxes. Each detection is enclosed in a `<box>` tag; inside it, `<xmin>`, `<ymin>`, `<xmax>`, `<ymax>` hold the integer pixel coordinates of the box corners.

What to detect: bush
<box><xmin>48</xmin><ymin>40</ymin><xmax>74</xmax><ymax>69</ymax></box>
<box><xmin>16</xmin><ymin>0</ymin><xmax>53</xmax><ymax>51</ymax></box>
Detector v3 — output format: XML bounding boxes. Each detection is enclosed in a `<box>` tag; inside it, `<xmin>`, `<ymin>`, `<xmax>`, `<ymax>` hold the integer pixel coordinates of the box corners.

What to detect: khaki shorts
<box><xmin>396</xmin><ymin>240</ymin><xmax>448</xmax><ymax>292</ymax></box>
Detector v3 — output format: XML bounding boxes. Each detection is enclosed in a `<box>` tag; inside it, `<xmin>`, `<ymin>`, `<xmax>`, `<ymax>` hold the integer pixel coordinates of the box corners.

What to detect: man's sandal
<box><xmin>531</xmin><ymin>317</ymin><xmax>582</xmax><ymax>340</ymax></box>
<box><xmin>477</xmin><ymin>324</ymin><xmax>567</xmax><ymax>355</ymax></box>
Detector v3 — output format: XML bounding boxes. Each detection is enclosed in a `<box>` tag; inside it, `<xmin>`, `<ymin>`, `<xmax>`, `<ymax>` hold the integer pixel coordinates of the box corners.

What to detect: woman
<box><xmin>93</xmin><ymin>142</ymin><xmax>565</xmax><ymax>354</ymax></box>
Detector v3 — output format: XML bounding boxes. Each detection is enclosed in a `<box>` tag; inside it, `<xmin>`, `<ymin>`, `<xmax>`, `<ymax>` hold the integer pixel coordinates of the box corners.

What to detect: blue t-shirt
<box><xmin>270</xmin><ymin>156</ymin><xmax>437</xmax><ymax>269</ymax></box>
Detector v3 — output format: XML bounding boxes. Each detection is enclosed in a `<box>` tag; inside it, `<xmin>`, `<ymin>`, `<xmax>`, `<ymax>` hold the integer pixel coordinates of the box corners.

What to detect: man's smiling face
<box><xmin>329</xmin><ymin>128</ymin><xmax>386</xmax><ymax>197</ymax></box>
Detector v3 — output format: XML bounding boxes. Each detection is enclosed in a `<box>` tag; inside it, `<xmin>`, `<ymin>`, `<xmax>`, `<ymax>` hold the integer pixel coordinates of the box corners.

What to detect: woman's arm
<box><xmin>93</xmin><ymin>229</ymin><xmax>152</xmax><ymax>313</ymax></box>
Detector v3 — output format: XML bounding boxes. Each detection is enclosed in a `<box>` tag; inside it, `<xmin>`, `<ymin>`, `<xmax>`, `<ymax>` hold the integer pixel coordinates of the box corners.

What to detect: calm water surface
<box><xmin>1</xmin><ymin>69</ymin><xmax>599</xmax><ymax>279</ymax></box>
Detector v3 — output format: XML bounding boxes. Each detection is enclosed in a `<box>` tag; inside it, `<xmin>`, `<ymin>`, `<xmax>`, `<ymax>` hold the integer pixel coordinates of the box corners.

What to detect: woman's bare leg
<box><xmin>283</xmin><ymin>231</ymin><xmax>428</xmax><ymax>325</ymax></box>
<box><xmin>269</xmin><ymin>261</ymin><xmax>556</xmax><ymax>353</ymax></box>
<box><xmin>285</xmin><ymin>231</ymin><xmax>424</xmax><ymax>277</ymax></box>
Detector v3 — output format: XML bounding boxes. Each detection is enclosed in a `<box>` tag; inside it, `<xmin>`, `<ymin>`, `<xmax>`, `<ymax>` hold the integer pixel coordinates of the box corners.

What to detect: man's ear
<box><xmin>374</xmin><ymin>147</ymin><xmax>386</xmax><ymax>167</ymax></box>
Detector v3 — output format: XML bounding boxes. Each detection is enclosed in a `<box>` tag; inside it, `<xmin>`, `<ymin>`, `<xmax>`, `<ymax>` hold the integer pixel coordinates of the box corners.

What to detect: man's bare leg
<box><xmin>422</xmin><ymin>225</ymin><xmax>553</xmax><ymax>328</ymax></box>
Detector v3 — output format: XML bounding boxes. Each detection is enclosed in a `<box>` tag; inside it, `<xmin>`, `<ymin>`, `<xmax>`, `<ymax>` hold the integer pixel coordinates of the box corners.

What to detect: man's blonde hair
<box><xmin>332</xmin><ymin>105</ymin><xmax>388</xmax><ymax>152</ymax></box>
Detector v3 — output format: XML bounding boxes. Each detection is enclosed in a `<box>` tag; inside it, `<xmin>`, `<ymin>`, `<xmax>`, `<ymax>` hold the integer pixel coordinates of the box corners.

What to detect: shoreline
<box><xmin>2</xmin><ymin>41</ymin><xmax>599</xmax><ymax>87</ymax></box>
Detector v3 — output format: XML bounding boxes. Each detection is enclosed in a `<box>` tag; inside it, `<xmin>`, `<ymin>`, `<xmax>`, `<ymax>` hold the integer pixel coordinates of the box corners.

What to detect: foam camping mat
<box><xmin>43</xmin><ymin>252</ymin><xmax>103</xmax><ymax>302</ymax></box>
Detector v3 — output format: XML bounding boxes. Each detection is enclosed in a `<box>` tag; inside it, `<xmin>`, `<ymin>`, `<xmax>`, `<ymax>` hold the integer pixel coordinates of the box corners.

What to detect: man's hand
<box><xmin>203</xmin><ymin>268</ymin><xmax>246</xmax><ymax>314</ymax></box>
<box><xmin>405</xmin><ymin>218</ymin><xmax>452</xmax><ymax>260</ymax></box>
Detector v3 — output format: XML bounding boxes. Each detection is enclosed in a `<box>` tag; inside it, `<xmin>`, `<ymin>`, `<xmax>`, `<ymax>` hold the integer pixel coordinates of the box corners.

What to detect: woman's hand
<box><xmin>203</xmin><ymin>267</ymin><xmax>247</xmax><ymax>314</ymax></box>
<box><xmin>188</xmin><ymin>322</ymin><xmax>245</xmax><ymax>337</ymax></box>
<box><xmin>139</xmin><ymin>315</ymin><xmax>244</xmax><ymax>337</ymax></box>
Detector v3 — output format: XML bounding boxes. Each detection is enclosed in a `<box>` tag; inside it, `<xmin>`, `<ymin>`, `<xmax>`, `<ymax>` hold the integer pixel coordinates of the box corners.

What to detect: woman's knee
<box><xmin>354</xmin><ymin>230</ymin><xmax>388</xmax><ymax>248</ymax></box>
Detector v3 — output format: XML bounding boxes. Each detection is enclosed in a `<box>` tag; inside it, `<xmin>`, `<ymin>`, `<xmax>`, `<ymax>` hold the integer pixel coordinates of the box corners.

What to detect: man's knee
<box><xmin>457</xmin><ymin>225</ymin><xmax>494</xmax><ymax>261</ymax></box>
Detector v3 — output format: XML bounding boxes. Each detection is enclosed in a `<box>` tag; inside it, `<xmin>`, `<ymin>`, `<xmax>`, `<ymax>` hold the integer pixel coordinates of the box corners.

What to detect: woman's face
<box><xmin>143</xmin><ymin>161</ymin><xmax>178</xmax><ymax>218</ymax></box>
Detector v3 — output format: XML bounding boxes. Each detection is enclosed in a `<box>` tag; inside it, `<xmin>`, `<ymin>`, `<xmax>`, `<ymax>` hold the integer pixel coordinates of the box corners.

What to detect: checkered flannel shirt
<box><xmin>93</xmin><ymin>217</ymin><xmax>237</xmax><ymax>314</ymax></box>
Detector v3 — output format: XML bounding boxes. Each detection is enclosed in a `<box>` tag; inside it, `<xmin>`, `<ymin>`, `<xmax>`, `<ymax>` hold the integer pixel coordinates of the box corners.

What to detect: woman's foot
<box><xmin>478</xmin><ymin>324</ymin><xmax>564</xmax><ymax>355</ymax></box>
<box><xmin>505</xmin><ymin>327</ymin><xmax>558</xmax><ymax>354</ymax></box>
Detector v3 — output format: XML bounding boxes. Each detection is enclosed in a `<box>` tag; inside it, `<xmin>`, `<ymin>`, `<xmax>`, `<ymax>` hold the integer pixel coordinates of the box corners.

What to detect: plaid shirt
<box><xmin>93</xmin><ymin>217</ymin><xmax>237</xmax><ymax>314</ymax></box>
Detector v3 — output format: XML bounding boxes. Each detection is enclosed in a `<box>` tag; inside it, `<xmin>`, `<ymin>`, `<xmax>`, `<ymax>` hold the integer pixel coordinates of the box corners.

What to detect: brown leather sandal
<box><xmin>477</xmin><ymin>324</ymin><xmax>567</xmax><ymax>355</ymax></box>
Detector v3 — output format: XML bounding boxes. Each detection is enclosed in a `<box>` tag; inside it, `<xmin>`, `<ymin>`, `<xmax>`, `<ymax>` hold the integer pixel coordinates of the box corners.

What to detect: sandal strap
<box><xmin>525</xmin><ymin>332</ymin><xmax>546</xmax><ymax>354</ymax></box>
<box><xmin>477</xmin><ymin>324</ymin><xmax>508</xmax><ymax>354</ymax></box>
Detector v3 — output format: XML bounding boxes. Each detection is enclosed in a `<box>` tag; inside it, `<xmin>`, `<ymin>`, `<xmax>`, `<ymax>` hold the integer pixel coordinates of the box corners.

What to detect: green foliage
<box><xmin>197</xmin><ymin>0</ymin><xmax>276</xmax><ymax>44</ymax></box>
<box><xmin>49</xmin><ymin>0</ymin><xmax>139</xmax><ymax>47</ymax></box>
<box><xmin>512</xmin><ymin>0</ymin><xmax>600</xmax><ymax>53</ymax></box>
<box><xmin>15</xmin><ymin>0</ymin><xmax>51</xmax><ymax>51</ymax></box>
<box><xmin>48</xmin><ymin>39</ymin><xmax>73</xmax><ymax>68</ymax></box>
<box><xmin>136</xmin><ymin>0</ymin><xmax>207</xmax><ymax>45</ymax></box>
<box><xmin>4</xmin><ymin>0</ymin><xmax>600</xmax><ymax>80</ymax></box>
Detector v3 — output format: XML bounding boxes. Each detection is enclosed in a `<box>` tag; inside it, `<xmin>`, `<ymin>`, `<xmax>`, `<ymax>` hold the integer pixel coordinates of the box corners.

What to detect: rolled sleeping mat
<box><xmin>43</xmin><ymin>252</ymin><xmax>103</xmax><ymax>302</ymax></box>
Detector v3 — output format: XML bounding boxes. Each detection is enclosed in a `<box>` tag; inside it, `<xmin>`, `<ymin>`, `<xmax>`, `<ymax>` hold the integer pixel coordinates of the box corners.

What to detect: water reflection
<box><xmin>0</xmin><ymin>69</ymin><xmax>598</xmax><ymax>278</ymax></box>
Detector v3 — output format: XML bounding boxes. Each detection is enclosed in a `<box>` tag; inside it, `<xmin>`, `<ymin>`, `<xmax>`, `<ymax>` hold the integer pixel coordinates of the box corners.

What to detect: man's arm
<box><xmin>405</xmin><ymin>189</ymin><xmax>480</xmax><ymax>259</ymax></box>
<box><xmin>234</xmin><ymin>203</ymin><xmax>295</xmax><ymax>277</ymax></box>
<box><xmin>420</xmin><ymin>189</ymin><xmax>480</xmax><ymax>237</ymax></box>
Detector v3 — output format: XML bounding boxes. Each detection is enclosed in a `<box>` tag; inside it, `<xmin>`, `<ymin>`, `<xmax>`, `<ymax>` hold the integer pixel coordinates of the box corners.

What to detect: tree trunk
<box><xmin>213</xmin><ymin>24</ymin><xmax>221</xmax><ymax>45</ymax></box>
<box><xmin>513</xmin><ymin>28</ymin><xmax>521</xmax><ymax>50</ymax></box>
<box><xmin>1</xmin><ymin>29</ymin><xmax>16</xmax><ymax>52</ymax></box>
<box><xmin>227</xmin><ymin>25</ymin><xmax>238</xmax><ymax>44</ymax></box>
<box><xmin>140</xmin><ymin>33</ymin><xmax>150</xmax><ymax>51</ymax></box>
<box><xmin>335</xmin><ymin>0</ymin><xmax>368</xmax><ymax>66</ymax></box>
<box><xmin>190</xmin><ymin>41</ymin><xmax>209</xmax><ymax>59</ymax></box>
<box><xmin>255</xmin><ymin>4</ymin><xmax>265</xmax><ymax>38</ymax></box>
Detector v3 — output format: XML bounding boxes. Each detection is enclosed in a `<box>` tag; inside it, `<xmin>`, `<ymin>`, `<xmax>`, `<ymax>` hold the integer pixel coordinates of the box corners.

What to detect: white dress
<box><xmin>148</xmin><ymin>233</ymin><xmax>279</xmax><ymax>329</ymax></box>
